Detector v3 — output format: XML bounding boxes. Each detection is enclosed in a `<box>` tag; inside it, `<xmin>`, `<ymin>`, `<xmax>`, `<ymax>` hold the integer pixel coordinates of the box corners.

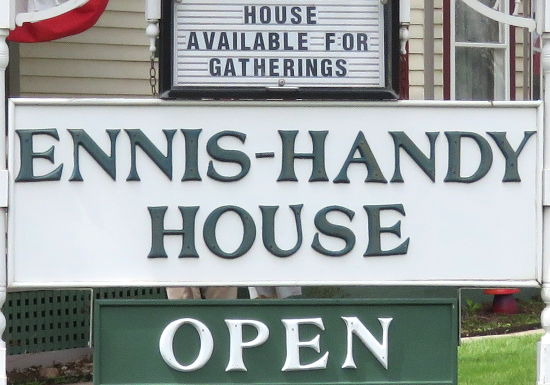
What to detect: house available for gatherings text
<box><xmin>171</xmin><ymin>0</ymin><xmax>385</xmax><ymax>87</ymax></box>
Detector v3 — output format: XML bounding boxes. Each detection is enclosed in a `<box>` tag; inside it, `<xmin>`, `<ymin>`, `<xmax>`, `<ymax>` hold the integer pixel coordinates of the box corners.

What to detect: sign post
<box><xmin>0</xmin><ymin>2</ymin><xmax>12</xmax><ymax>384</ymax></box>
<box><xmin>538</xmin><ymin>2</ymin><xmax>550</xmax><ymax>383</ymax></box>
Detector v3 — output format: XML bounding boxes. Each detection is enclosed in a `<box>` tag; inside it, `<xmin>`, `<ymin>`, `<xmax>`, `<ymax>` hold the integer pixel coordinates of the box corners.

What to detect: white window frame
<box><xmin>532</xmin><ymin>31</ymin><xmax>542</xmax><ymax>99</ymax></box>
<box><xmin>450</xmin><ymin>0</ymin><xmax>511</xmax><ymax>100</ymax></box>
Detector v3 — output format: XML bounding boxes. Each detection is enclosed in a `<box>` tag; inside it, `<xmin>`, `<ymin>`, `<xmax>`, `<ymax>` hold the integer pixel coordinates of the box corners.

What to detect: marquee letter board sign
<box><xmin>159</xmin><ymin>0</ymin><xmax>399</xmax><ymax>100</ymax></box>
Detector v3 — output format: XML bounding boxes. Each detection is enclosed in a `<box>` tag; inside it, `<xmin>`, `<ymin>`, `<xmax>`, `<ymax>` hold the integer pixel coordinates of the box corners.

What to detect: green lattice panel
<box><xmin>94</xmin><ymin>288</ymin><xmax>167</xmax><ymax>300</ymax></box>
<box><xmin>6</xmin><ymin>288</ymin><xmax>167</xmax><ymax>355</ymax></box>
<box><xmin>5</xmin><ymin>290</ymin><xmax>92</xmax><ymax>355</ymax></box>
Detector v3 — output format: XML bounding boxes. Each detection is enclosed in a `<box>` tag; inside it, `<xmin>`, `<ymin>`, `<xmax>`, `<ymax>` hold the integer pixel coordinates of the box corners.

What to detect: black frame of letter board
<box><xmin>159</xmin><ymin>0</ymin><xmax>400</xmax><ymax>100</ymax></box>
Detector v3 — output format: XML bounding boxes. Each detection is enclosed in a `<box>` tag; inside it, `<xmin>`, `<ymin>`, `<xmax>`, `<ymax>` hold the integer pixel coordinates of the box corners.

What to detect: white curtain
<box><xmin>455</xmin><ymin>0</ymin><xmax>506</xmax><ymax>100</ymax></box>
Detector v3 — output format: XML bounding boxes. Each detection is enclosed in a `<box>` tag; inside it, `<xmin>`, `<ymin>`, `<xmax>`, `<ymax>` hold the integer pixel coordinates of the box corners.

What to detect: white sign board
<box><xmin>172</xmin><ymin>0</ymin><xmax>384</xmax><ymax>88</ymax></box>
<box><xmin>7</xmin><ymin>99</ymin><xmax>541</xmax><ymax>288</ymax></box>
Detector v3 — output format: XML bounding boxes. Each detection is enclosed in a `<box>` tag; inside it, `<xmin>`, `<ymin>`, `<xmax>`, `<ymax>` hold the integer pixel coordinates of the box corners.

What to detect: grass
<box><xmin>459</xmin><ymin>332</ymin><xmax>542</xmax><ymax>385</ymax></box>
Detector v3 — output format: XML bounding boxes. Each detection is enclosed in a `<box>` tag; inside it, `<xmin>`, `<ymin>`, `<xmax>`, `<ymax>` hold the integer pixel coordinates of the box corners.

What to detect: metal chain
<box><xmin>149</xmin><ymin>54</ymin><xmax>158</xmax><ymax>96</ymax></box>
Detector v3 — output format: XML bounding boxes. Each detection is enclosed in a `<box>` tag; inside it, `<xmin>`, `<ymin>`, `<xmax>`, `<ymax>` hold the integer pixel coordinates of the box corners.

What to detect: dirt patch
<box><xmin>8</xmin><ymin>358</ymin><xmax>92</xmax><ymax>385</ymax></box>
<box><xmin>461</xmin><ymin>297</ymin><xmax>544</xmax><ymax>338</ymax></box>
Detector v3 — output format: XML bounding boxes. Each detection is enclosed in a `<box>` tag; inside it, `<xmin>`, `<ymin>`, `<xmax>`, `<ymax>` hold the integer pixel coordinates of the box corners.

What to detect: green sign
<box><xmin>94</xmin><ymin>299</ymin><xmax>458</xmax><ymax>385</ymax></box>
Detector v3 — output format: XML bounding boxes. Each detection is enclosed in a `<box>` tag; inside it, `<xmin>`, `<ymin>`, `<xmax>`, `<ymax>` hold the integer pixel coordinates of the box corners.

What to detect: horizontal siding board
<box><xmin>434</xmin><ymin>40</ymin><xmax>443</xmax><ymax>54</ymax></box>
<box><xmin>95</xmin><ymin>11</ymin><xmax>147</xmax><ymax>29</ymax></box>
<box><xmin>409</xmin><ymin>24</ymin><xmax>423</xmax><ymax>38</ymax></box>
<box><xmin>409</xmin><ymin>55</ymin><xmax>424</xmax><ymax>70</ymax></box>
<box><xmin>410</xmin><ymin>86</ymin><xmax>424</xmax><ymax>99</ymax></box>
<box><xmin>21</xmin><ymin>76</ymin><xmax>151</xmax><ymax>96</ymax></box>
<box><xmin>18</xmin><ymin>0</ymin><xmax>150</xmax><ymax>96</ymax></box>
<box><xmin>106</xmin><ymin>0</ymin><xmax>144</xmax><ymax>13</ymax></box>
<box><xmin>434</xmin><ymin>25</ymin><xmax>443</xmax><ymax>39</ymax></box>
<box><xmin>20</xmin><ymin>59</ymin><xmax>149</xmax><ymax>80</ymax></box>
<box><xmin>20</xmin><ymin>43</ymin><xmax>149</xmax><ymax>61</ymax></box>
<box><xmin>516</xmin><ymin>76</ymin><xmax>524</xmax><ymax>87</ymax></box>
<box><xmin>411</xmin><ymin>9</ymin><xmax>424</xmax><ymax>23</ymax></box>
<box><xmin>434</xmin><ymin>55</ymin><xmax>443</xmax><ymax>70</ymax></box>
<box><xmin>434</xmin><ymin>9</ymin><xmax>443</xmax><ymax>23</ymax></box>
<box><xmin>516</xmin><ymin>57</ymin><xmax>525</xmax><ymax>69</ymax></box>
<box><xmin>58</xmin><ymin>27</ymin><xmax>148</xmax><ymax>46</ymax></box>
<box><xmin>408</xmin><ymin>3</ymin><xmax>424</xmax><ymax>97</ymax></box>
<box><xmin>409</xmin><ymin>39</ymin><xmax>424</xmax><ymax>54</ymax></box>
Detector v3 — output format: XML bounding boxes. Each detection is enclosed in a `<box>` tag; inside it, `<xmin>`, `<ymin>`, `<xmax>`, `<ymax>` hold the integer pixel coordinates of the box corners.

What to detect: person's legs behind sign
<box><xmin>249</xmin><ymin>286</ymin><xmax>302</xmax><ymax>299</ymax></box>
<box><xmin>166</xmin><ymin>286</ymin><xmax>237</xmax><ymax>299</ymax></box>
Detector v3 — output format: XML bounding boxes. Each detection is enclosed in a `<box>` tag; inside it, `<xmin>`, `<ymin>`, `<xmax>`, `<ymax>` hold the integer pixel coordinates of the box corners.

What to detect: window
<box><xmin>452</xmin><ymin>0</ymin><xmax>509</xmax><ymax>100</ymax></box>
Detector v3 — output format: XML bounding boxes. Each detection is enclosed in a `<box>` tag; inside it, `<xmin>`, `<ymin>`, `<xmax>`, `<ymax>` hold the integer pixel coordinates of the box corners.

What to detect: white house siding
<box><xmin>408</xmin><ymin>0</ymin><xmax>444</xmax><ymax>101</ymax></box>
<box><xmin>15</xmin><ymin>0</ymin><xmax>522</xmax><ymax>101</ymax></box>
<box><xmin>409</xmin><ymin>0</ymin><xmax>424</xmax><ymax>100</ymax></box>
<box><xmin>18</xmin><ymin>0</ymin><xmax>151</xmax><ymax>97</ymax></box>
<box><xmin>514</xmin><ymin>27</ymin><xmax>530</xmax><ymax>100</ymax></box>
<box><xmin>433</xmin><ymin>0</ymin><xmax>444</xmax><ymax>100</ymax></box>
<box><xmin>16</xmin><ymin>0</ymin><xmax>431</xmax><ymax>100</ymax></box>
